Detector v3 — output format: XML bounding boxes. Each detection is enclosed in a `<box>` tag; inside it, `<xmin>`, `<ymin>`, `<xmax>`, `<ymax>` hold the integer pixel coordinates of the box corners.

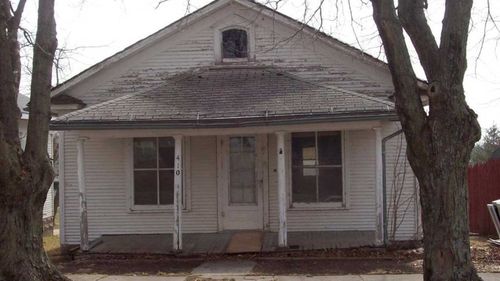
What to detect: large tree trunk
<box><xmin>0</xmin><ymin>0</ymin><xmax>68</xmax><ymax>280</ymax></box>
<box><xmin>369</xmin><ymin>0</ymin><xmax>482</xmax><ymax>280</ymax></box>
<box><xmin>0</xmin><ymin>164</ymin><xmax>67</xmax><ymax>281</ymax></box>
<box><xmin>410</xmin><ymin>89</ymin><xmax>481</xmax><ymax>281</ymax></box>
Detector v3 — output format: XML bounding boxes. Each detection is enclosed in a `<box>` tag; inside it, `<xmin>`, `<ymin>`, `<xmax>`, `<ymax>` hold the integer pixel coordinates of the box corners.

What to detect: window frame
<box><xmin>221</xmin><ymin>29</ymin><xmax>248</xmax><ymax>60</ymax></box>
<box><xmin>286</xmin><ymin>131</ymin><xmax>349</xmax><ymax>210</ymax></box>
<box><xmin>126</xmin><ymin>137</ymin><xmax>191</xmax><ymax>213</ymax></box>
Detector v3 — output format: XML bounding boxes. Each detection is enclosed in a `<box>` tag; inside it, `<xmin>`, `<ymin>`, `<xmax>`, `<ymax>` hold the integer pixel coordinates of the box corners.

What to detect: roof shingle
<box><xmin>52</xmin><ymin>67</ymin><xmax>395</xmax><ymax>129</ymax></box>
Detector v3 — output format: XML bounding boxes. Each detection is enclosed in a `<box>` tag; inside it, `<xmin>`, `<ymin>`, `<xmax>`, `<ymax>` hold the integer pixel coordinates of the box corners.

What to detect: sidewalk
<box><xmin>67</xmin><ymin>273</ymin><xmax>500</xmax><ymax>281</ymax></box>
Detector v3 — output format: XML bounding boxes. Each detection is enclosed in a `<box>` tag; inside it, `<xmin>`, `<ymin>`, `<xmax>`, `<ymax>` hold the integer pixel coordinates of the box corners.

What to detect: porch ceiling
<box><xmin>51</xmin><ymin>66</ymin><xmax>395</xmax><ymax>130</ymax></box>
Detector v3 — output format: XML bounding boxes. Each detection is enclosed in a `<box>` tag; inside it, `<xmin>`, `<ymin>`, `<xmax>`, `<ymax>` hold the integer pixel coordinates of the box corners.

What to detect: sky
<box><xmin>18</xmin><ymin>0</ymin><xmax>500</xmax><ymax>132</ymax></box>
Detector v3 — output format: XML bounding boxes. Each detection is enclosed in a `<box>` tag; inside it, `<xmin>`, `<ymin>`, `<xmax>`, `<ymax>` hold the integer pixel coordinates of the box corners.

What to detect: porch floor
<box><xmin>88</xmin><ymin>231</ymin><xmax>374</xmax><ymax>255</ymax></box>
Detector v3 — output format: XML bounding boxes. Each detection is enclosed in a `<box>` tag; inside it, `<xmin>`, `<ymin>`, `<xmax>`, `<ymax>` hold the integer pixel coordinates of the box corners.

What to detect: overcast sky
<box><xmin>19</xmin><ymin>0</ymin><xmax>500</xmax><ymax>131</ymax></box>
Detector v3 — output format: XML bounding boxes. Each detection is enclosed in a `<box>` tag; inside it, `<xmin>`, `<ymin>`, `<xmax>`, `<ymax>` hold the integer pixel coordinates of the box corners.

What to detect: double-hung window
<box><xmin>133</xmin><ymin>137</ymin><xmax>175</xmax><ymax>206</ymax></box>
<box><xmin>291</xmin><ymin>131</ymin><xmax>344</xmax><ymax>205</ymax></box>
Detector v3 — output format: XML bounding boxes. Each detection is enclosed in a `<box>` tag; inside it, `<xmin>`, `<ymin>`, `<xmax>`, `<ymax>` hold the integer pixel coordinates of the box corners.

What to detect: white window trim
<box><xmin>286</xmin><ymin>131</ymin><xmax>350</xmax><ymax>211</ymax></box>
<box><xmin>214</xmin><ymin>25</ymin><xmax>255</xmax><ymax>63</ymax></box>
<box><xmin>125</xmin><ymin>137</ymin><xmax>191</xmax><ymax>213</ymax></box>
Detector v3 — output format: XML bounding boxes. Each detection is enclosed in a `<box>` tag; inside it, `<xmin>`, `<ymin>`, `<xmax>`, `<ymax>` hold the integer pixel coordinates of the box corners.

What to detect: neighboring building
<box><xmin>18</xmin><ymin>94</ymin><xmax>56</xmax><ymax>229</ymax></box>
<box><xmin>50</xmin><ymin>0</ymin><xmax>422</xmax><ymax>252</ymax></box>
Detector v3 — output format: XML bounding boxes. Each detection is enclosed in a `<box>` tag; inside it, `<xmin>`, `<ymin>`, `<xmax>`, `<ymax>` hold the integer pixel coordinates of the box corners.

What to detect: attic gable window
<box><xmin>222</xmin><ymin>29</ymin><xmax>248</xmax><ymax>59</ymax></box>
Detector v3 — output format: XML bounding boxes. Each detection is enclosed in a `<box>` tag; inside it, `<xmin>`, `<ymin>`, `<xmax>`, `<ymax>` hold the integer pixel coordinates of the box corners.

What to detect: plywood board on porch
<box><xmin>225</xmin><ymin>231</ymin><xmax>263</xmax><ymax>253</ymax></box>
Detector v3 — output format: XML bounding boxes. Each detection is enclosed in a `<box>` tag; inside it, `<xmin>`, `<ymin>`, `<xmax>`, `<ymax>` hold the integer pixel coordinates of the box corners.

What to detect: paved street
<box><xmin>67</xmin><ymin>273</ymin><xmax>500</xmax><ymax>281</ymax></box>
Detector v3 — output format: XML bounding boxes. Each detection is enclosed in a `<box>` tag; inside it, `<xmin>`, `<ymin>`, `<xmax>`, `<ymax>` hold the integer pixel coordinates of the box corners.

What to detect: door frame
<box><xmin>216</xmin><ymin>134</ymin><xmax>269</xmax><ymax>231</ymax></box>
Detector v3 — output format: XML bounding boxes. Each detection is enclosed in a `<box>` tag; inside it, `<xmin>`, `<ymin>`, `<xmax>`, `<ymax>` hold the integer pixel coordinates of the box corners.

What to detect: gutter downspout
<box><xmin>382</xmin><ymin>129</ymin><xmax>403</xmax><ymax>246</ymax></box>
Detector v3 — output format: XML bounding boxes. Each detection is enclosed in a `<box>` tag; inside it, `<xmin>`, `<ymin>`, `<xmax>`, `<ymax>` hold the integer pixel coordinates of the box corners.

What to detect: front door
<box><xmin>219</xmin><ymin>135</ymin><xmax>264</xmax><ymax>230</ymax></box>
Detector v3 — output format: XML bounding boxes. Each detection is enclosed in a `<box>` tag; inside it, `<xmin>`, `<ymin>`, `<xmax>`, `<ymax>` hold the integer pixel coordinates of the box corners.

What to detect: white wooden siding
<box><xmin>62</xmin><ymin>133</ymin><xmax>218</xmax><ymax>244</ymax></box>
<box><xmin>383</xmin><ymin>123</ymin><xmax>421</xmax><ymax>241</ymax></box>
<box><xmin>61</xmin><ymin>126</ymin><xmax>419</xmax><ymax>244</ymax></box>
<box><xmin>43</xmin><ymin>133</ymin><xmax>55</xmax><ymax>219</ymax></box>
<box><xmin>268</xmin><ymin>130</ymin><xmax>377</xmax><ymax>234</ymax></box>
<box><xmin>63</xmin><ymin>3</ymin><xmax>393</xmax><ymax>107</ymax></box>
<box><xmin>42</xmin><ymin>186</ymin><xmax>54</xmax><ymax>219</ymax></box>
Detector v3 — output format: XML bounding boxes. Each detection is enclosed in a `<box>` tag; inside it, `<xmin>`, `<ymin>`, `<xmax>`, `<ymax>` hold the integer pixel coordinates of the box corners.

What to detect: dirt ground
<box><xmin>470</xmin><ymin>236</ymin><xmax>500</xmax><ymax>272</ymax></box>
<box><xmin>48</xmin><ymin>236</ymin><xmax>500</xmax><ymax>276</ymax></box>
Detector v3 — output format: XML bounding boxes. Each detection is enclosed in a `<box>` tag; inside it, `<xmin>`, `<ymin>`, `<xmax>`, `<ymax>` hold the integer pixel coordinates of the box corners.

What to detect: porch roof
<box><xmin>51</xmin><ymin>66</ymin><xmax>396</xmax><ymax>130</ymax></box>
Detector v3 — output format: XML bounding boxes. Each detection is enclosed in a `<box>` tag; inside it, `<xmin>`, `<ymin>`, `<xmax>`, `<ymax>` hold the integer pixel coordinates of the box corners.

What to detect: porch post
<box><xmin>173</xmin><ymin>135</ymin><xmax>183</xmax><ymax>251</ymax></box>
<box><xmin>76</xmin><ymin>137</ymin><xmax>89</xmax><ymax>251</ymax></box>
<box><xmin>374</xmin><ymin>127</ymin><xmax>384</xmax><ymax>246</ymax></box>
<box><xmin>276</xmin><ymin>131</ymin><xmax>287</xmax><ymax>247</ymax></box>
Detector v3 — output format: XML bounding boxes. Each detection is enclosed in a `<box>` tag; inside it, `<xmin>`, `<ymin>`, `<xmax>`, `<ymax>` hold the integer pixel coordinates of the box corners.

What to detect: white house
<box><xmin>17</xmin><ymin>94</ymin><xmax>56</xmax><ymax>228</ymax></box>
<box><xmin>50</xmin><ymin>0</ymin><xmax>422</xmax><ymax>253</ymax></box>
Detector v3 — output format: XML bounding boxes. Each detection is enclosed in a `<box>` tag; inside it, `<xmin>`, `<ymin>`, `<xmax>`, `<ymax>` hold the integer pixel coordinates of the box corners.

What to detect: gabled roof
<box><xmin>51</xmin><ymin>0</ymin><xmax>390</xmax><ymax>97</ymax></box>
<box><xmin>51</xmin><ymin>67</ymin><xmax>395</xmax><ymax>130</ymax></box>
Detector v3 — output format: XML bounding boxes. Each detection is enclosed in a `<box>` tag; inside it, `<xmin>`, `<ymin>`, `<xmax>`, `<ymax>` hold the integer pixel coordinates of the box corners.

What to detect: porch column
<box><xmin>276</xmin><ymin>131</ymin><xmax>287</xmax><ymax>247</ymax></box>
<box><xmin>76</xmin><ymin>137</ymin><xmax>89</xmax><ymax>251</ymax></box>
<box><xmin>374</xmin><ymin>127</ymin><xmax>384</xmax><ymax>245</ymax></box>
<box><xmin>173</xmin><ymin>135</ymin><xmax>183</xmax><ymax>251</ymax></box>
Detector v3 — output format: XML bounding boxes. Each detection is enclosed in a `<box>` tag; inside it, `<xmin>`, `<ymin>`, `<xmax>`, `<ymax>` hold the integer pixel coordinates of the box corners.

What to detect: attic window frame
<box><xmin>221</xmin><ymin>28</ymin><xmax>248</xmax><ymax>61</ymax></box>
<box><xmin>215</xmin><ymin>25</ymin><xmax>253</xmax><ymax>63</ymax></box>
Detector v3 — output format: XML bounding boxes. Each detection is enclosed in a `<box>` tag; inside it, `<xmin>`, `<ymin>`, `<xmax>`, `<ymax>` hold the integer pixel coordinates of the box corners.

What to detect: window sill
<box><xmin>128</xmin><ymin>205</ymin><xmax>189</xmax><ymax>214</ymax></box>
<box><xmin>288</xmin><ymin>202</ymin><xmax>349</xmax><ymax>211</ymax></box>
<box><xmin>221</xmin><ymin>58</ymin><xmax>249</xmax><ymax>63</ymax></box>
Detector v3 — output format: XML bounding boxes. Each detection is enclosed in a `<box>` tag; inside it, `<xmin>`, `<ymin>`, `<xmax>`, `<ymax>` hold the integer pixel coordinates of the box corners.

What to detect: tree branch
<box><xmin>474</xmin><ymin>0</ymin><xmax>499</xmax><ymax>74</ymax></box>
<box><xmin>398</xmin><ymin>0</ymin><xmax>439</xmax><ymax>80</ymax></box>
<box><xmin>438</xmin><ymin>0</ymin><xmax>473</xmax><ymax>87</ymax></box>
<box><xmin>10</xmin><ymin>0</ymin><xmax>26</xmax><ymax>29</ymax></box>
<box><xmin>370</xmin><ymin>0</ymin><xmax>430</xmax><ymax>164</ymax></box>
<box><xmin>0</xmin><ymin>0</ymin><xmax>22</xmax><ymax>146</ymax></box>
<box><xmin>25</xmin><ymin>0</ymin><xmax>58</xmax><ymax>161</ymax></box>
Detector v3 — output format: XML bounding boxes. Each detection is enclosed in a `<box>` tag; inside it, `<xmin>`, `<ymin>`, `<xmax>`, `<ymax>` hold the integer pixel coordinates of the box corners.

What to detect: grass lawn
<box><xmin>44</xmin><ymin>208</ymin><xmax>61</xmax><ymax>256</ymax></box>
<box><xmin>43</xmin><ymin>234</ymin><xmax>60</xmax><ymax>255</ymax></box>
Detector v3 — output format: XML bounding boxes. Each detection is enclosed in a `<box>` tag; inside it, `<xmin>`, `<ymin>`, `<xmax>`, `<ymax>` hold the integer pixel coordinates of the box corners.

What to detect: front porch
<box><xmin>88</xmin><ymin>231</ymin><xmax>375</xmax><ymax>255</ymax></box>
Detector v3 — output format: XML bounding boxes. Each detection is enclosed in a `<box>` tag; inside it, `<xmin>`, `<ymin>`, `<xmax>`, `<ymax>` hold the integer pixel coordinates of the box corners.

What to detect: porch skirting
<box><xmin>88</xmin><ymin>231</ymin><xmax>376</xmax><ymax>255</ymax></box>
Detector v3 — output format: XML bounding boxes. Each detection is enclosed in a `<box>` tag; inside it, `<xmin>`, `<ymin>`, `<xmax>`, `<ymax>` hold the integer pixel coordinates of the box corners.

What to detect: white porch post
<box><xmin>76</xmin><ymin>137</ymin><xmax>89</xmax><ymax>251</ymax></box>
<box><xmin>374</xmin><ymin>127</ymin><xmax>384</xmax><ymax>245</ymax></box>
<box><xmin>276</xmin><ymin>131</ymin><xmax>287</xmax><ymax>247</ymax></box>
<box><xmin>173</xmin><ymin>135</ymin><xmax>183</xmax><ymax>251</ymax></box>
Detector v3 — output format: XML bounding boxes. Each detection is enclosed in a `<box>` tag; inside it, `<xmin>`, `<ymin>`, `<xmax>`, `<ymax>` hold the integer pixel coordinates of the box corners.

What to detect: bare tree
<box><xmin>370</xmin><ymin>0</ymin><xmax>482</xmax><ymax>280</ymax></box>
<box><xmin>253</xmin><ymin>0</ymin><xmax>484</xmax><ymax>277</ymax></box>
<box><xmin>0</xmin><ymin>0</ymin><xmax>68</xmax><ymax>280</ymax></box>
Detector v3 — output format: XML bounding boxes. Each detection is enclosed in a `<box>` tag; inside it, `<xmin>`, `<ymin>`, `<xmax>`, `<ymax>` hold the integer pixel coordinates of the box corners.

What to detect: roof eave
<box><xmin>50</xmin><ymin>111</ymin><xmax>398</xmax><ymax>130</ymax></box>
